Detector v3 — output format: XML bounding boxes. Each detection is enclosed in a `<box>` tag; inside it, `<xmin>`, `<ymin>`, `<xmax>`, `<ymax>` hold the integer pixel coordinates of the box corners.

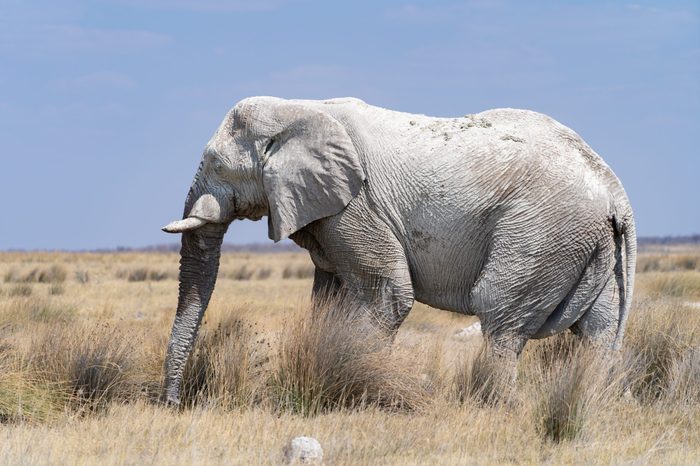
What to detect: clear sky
<box><xmin>1</xmin><ymin>0</ymin><xmax>698</xmax><ymax>250</ymax></box>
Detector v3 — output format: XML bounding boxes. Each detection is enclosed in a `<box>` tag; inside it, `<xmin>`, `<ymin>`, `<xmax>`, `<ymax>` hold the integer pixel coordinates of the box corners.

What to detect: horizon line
<box><xmin>2</xmin><ymin>234</ymin><xmax>700</xmax><ymax>253</ymax></box>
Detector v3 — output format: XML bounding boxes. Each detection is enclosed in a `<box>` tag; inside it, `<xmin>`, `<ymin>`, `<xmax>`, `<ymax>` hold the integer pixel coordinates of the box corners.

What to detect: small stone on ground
<box><xmin>284</xmin><ymin>436</ymin><xmax>323</xmax><ymax>464</ymax></box>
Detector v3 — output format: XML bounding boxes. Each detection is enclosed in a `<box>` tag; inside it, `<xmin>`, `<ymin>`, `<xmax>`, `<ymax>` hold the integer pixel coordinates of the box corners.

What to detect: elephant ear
<box><xmin>262</xmin><ymin>105</ymin><xmax>365</xmax><ymax>242</ymax></box>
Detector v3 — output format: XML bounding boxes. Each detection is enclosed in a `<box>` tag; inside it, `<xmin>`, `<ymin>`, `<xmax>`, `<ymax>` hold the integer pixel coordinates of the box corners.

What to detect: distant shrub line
<box><xmin>4</xmin><ymin>265</ymin><xmax>67</xmax><ymax>284</ymax></box>
<box><xmin>114</xmin><ymin>263</ymin><xmax>315</xmax><ymax>282</ymax></box>
<box><xmin>637</xmin><ymin>254</ymin><xmax>700</xmax><ymax>273</ymax></box>
<box><xmin>1</xmin><ymin>263</ymin><xmax>318</xmax><ymax>285</ymax></box>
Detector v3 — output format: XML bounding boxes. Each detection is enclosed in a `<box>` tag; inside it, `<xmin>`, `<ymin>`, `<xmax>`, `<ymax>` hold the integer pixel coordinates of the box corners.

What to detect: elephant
<box><xmin>161</xmin><ymin>96</ymin><xmax>636</xmax><ymax>405</ymax></box>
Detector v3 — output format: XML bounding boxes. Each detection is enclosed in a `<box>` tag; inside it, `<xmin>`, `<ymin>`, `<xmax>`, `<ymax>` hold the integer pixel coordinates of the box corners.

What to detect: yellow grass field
<box><xmin>1</xmin><ymin>248</ymin><xmax>699</xmax><ymax>465</ymax></box>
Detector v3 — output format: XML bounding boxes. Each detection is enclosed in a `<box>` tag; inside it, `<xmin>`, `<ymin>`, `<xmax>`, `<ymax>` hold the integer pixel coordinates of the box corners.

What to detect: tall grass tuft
<box><xmin>452</xmin><ymin>346</ymin><xmax>509</xmax><ymax>406</ymax></box>
<box><xmin>30</xmin><ymin>324</ymin><xmax>135</xmax><ymax>411</ymax></box>
<box><xmin>418</xmin><ymin>339</ymin><xmax>446</xmax><ymax>392</ymax></box>
<box><xmin>638</xmin><ymin>254</ymin><xmax>700</xmax><ymax>273</ymax></box>
<box><xmin>180</xmin><ymin>316</ymin><xmax>269</xmax><ymax>409</ymax></box>
<box><xmin>37</xmin><ymin>265</ymin><xmax>68</xmax><ymax>284</ymax></box>
<box><xmin>74</xmin><ymin>270</ymin><xmax>90</xmax><ymax>284</ymax></box>
<box><xmin>255</xmin><ymin>267</ymin><xmax>273</xmax><ymax>280</ymax></box>
<box><xmin>628</xmin><ymin>326</ymin><xmax>682</xmax><ymax>402</ymax></box>
<box><xmin>47</xmin><ymin>284</ymin><xmax>65</xmax><ymax>296</ymax></box>
<box><xmin>0</xmin><ymin>370</ymin><xmax>66</xmax><ymax>424</ymax></box>
<box><xmin>8</xmin><ymin>284</ymin><xmax>32</xmax><ymax>297</ymax></box>
<box><xmin>271</xmin><ymin>293</ymin><xmax>430</xmax><ymax>415</ymax></box>
<box><xmin>5</xmin><ymin>265</ymin><xmax>68</xmax><ymax>284</ymax></box>
<box><xmin>0</xmin><ymin>334</ymin><xmax>67</xmax><ymax>423</ymax></box>
<box><xmin>117</xmin><ymin>268</ymin><xmax>174</xmax><ymax>282</ymax></box>
<box><xmin>226</xmin><ymin>265</ymin><xmax>256</xmax><ymax>281</ymax></box>
<box><xmin>281</xmin><ymin>264</ymin><xmax>315</xmax><ymax>279</ymax></box>
<box><xmin>6</xmin><ymin>297</ymin><xmax>77</xmax><ymax>323</ymax></box>
<box><xmin>624</xmin><ymin>300</ymin><xmax>699</xmax><ymax>403</ymax></box>
<box><xmin>639</xmin><ymin>272</ymin><xmax>700</xmax><ymax>299</ymax></box>
<box><xmin>529</xmin><ymin>338</ymin><xmax>616</xmax><ymax>443</ymax></box>
<box><xmin>666</xmin><ymin>347</ymin><xmax>700</xmax><ymax>404</ymax></box>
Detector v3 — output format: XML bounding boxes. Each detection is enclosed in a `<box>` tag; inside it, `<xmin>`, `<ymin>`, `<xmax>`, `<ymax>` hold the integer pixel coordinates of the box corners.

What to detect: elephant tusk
<box><xmin>162</xmin><ymin>217</ymin><xmax>207</xmax><ymax>233</ymax></box>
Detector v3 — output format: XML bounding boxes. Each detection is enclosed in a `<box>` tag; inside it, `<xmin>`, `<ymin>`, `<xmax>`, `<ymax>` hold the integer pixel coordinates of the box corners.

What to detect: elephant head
<box><xmin>160</xmin><ymin>97</ymin><xmax>365</xmax><ymax>404</ymax></box>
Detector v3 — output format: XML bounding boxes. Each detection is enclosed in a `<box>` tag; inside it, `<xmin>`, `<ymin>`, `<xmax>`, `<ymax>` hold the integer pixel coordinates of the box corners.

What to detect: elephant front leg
<box><xmin>312</xmin><ymin>268</ymin><xmax>342</xmax><ymax>300</ymax></box>
<box><xmin>290</xmin><ymin>230</ymin><xmax>343</xmax><ymax>302</ymax></box>
<box><xmin>366</xmin><ymin>275</ymin><xmax>414</xmax><ymax>334</ymax></box>
<box><xmin>311</xmin><ymin>229</ymin><xmax>414</xmax><ymax>335</ymax></box>
<box><xmin>312</xmin><ymin>264</ymin><xmax>413</xmax><ymax>336</ymax></box>
<box><xmin>329</xmin><ymin>270</ymin><xmax>414</xmax><ymax>336</ymax></box>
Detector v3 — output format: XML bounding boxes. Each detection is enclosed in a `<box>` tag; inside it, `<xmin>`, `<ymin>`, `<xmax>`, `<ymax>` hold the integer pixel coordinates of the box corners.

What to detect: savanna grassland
<box><xmin>1</xmin><ymin>247</ymin><xmax>699</xmax><ymax>465</ymax></box>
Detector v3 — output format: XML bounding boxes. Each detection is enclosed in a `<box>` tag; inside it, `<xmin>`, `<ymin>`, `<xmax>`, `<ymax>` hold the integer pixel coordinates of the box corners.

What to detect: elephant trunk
<box><xmin>162</xmin><ymin>223</ymin><xmax>227</xmax><ymax>405</ymax></box>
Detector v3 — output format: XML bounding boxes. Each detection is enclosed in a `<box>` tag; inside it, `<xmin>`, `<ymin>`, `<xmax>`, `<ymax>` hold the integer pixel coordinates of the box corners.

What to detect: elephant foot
<box><xmin>455</xmin><ymin>341</ymin><xmax>520</xmax><ymax>407</ymax></box>
<box><xmin>159</xmin><ymin>391</ymin><xmax>182</xmax><ymax>408</ymax></box>
<box><xmin>482</xmin><ymin>349</ymin><xmax>518</xmax><ymax>406</ymax></box>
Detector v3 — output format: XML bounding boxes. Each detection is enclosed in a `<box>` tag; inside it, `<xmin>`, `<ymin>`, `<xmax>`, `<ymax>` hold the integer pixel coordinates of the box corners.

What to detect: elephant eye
<box><xmin>264</xmin><ymin>139</ymin><xmax>275</xmax><ymax>155</ymax></box>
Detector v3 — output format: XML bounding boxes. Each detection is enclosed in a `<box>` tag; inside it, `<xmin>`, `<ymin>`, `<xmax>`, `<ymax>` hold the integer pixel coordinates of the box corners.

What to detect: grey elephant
<box><xmin>161</xmin><ymin>96</ymin><xmax>636</xmax><ymax>405</ymax></box>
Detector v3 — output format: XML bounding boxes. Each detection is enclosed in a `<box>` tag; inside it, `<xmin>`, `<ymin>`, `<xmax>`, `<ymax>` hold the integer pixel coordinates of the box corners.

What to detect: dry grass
<box><xmin>29</xmin><ymin>323</ymin><xmax>136</xmax><ymax>411</ymax></box>
<box><xmin>8</xmin><ymin>284</ymin><xmax>32</xmax><ymax>297</ymax></box>
<box><xmin>4</xmin><ymin>265</ymin><xmax>67</xmax><ymax>284</ymax></box>
<box><xmin>638</xmin><ymin>253</ymin><xmax>700</xmax><ymax>273</ymax></box>
<box><xmin>636</xmin><ymin>271</ymin><xmax>700</xmax><ymax>299</ymax></box>
<box><xmin>47</xmin><ymin>284</ymin><xmax>65</xmax><ymax>296</ymax></box>
<box><xmin>624</xmin><ymin>298</ymin><xmax>700</xmax><ymax>403</ymax></box>
<box><xmin>453</xmin><ymin>345</ymin><xmax>507</xmax><ymax>406</ymax></box>
<box><xmin>0</xmin><ymin>348</ymin><xmax>66</xmax><ymax>424</ymax></box>
<box><xmin>180</xmin><ymin>315</ymin><xmax>269</xmax><ymax>409</ymax></box>
<box><xmin>116</xmin><ymin>267</ymin><xmax>175</xmax><ymax>282</ymax></box>
<box><xmin>528</xmin><ymin>339</ymin><xmax>620</xmax><ymax>443</ymax></box>
<box><xmin>271</xmin><ymin>293</ymin><xmax>430</xmax><ymax>415</ymax></box>
<box><xmin>282</xmin><ymin>263</ymin><xmax>315</xmax><ymax>279</ymax></box>
<box><xmin>0</xmin><ymin>249</ymin><xmax>698</xmax><ymax>464</ymax></box>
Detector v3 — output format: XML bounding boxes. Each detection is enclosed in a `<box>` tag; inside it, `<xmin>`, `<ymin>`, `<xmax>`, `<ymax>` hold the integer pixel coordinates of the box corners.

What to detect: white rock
<box><xmin>284</xmin><ymin>436</ymin><xmax>323</xmax><ymax>464</ymax></box>
<box><xmin>455</xmin><ymin>321</ymin><xmax>482</xmax><ymax>339</ymax></box>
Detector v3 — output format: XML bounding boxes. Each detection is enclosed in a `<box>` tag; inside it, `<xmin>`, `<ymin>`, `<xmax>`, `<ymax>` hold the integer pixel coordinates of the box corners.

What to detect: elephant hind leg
<box><xmin>466</xmin><ymin>235</ymin><xmax>586</xmax><ymax>396</ymax></box>
<box><xmin>566</xmin><ymin>234</ymin><xmax>620</xmax><ymax>349</ymax></box>
<box><xmin>464</xmin><ymin>333</ymin><xmax>525</xmax><ymax>404</ymax></box>
<box><xmin>531</xmin><ymin>245</ymin><xmax>613</xmax><ymax>339</ymax></box>
<box><xmin>570</xmin><ymin>271</ymin><xmax>620</xmax><ymax>349</ymax></box>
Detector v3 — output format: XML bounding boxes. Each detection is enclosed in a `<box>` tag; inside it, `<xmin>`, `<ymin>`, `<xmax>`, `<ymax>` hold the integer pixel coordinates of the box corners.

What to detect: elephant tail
<box><xmin>611</xmin><ymin>211</ymin><xmax>637</xmax><ymax>350</ymax></box>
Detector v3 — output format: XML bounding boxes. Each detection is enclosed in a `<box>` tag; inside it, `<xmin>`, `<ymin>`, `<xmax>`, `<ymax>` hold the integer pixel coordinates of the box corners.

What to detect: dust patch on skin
<box><xmin>500</xmin><ymin>134</ymin><xmax>525</xmax><ymax>143</ymax></box>
<box><xmin>461</xmin><ymin>115</ymin><xmax>492</xmax><ymax>129</ymax></box>
<box><xmin>410</xmin><ymin>229</ymin><xmax>433</xmax><ymax>252</ymax></box>
<box><xmin>415</xmin><ymin>115</ymin><xmax>493</xmax><ymax>142</ymax></box>
<box><xmin>426</xmin><ymin>121</ymin><xmax>443</xmax><ymax>133</ymax></box>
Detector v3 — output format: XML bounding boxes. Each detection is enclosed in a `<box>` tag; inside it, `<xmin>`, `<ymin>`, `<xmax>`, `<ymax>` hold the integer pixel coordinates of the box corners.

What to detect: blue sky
<box><xmin>0</xmin><ymin>0</ymin><xmax>698</xmax><ymax>250</ymax></box>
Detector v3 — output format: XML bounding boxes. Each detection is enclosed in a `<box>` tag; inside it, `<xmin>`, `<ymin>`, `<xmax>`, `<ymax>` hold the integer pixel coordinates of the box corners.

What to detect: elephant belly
<box><xmin>413</xmin><ymin>287</ymin><xmax>475</xmax><ymax>315</ymax></box>
<box><xmin>406</xmin><ymin>226</ymin><xmax>487</xmax><ymax>315</ymax></box>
